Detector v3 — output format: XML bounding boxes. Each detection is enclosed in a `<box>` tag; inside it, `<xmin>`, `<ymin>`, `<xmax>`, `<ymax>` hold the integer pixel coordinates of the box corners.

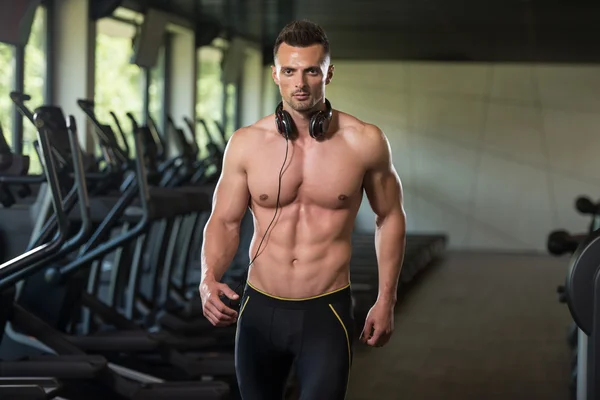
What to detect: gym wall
<box><xmin>326</xmin><ymin>62</ymin><xmax>600</xmax><ymax>253</ymax></box>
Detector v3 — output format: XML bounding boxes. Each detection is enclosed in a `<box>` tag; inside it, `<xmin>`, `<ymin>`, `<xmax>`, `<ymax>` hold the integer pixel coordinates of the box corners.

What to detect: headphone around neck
<box><xmin>275</xmin><ymin>98</ymin><xmax>333</xmax><ymax>140</ymax></box>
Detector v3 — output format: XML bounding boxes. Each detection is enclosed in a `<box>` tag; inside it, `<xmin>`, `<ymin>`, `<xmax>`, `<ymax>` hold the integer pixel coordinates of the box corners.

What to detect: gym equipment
<box><xmin>548</xmin><ymin>230</ymin><xmax>586</xmax><ymax>256</ymax></box>
<box><xmin>0</xmin><ymin>125</ymin><xmax>38</xmax><ymax>264</ymax></box>
<box><xmin>348</xmin><ymin>232</ymin><xmax>447</xmax><ymax>325</ymax></box>
<box><xmin>0</xmin><ymin>121</ymin><xmax>32</xmax><ymax>208</ymax></box>
<box><xmin>77</xmin><ymin>99</ymin><xmax>131</xmax><ymax>173</ymax></box>
<box><xmin>93</xmin><ymin>113</ymin><xmax>238</xmax><ymax>344</ymax></box>
<box><xmin>0</xmin><ymin>377</ymin><xmax>62</xmax><ymax>399</ymax></box>
<box><xmin>547</xmin><ymin>196</ymin><xmax>600</xmax><ymax>256</ymax></box>
<box><xmin>0</xmin><ymin>123</ymin><xmax>12</xmax><ymax>170</ymax></box>
<box><xmin>109</xmin><ymin>110</ymin><xmax>131</xmax><ymax>158</ymax></box>
<box><xmin>565</xmin><ymin>229</ymin><xmax>600</xmax><ymax>400</ymax></box>
<box><xmin>0</xmin><ymin>108</ymin><xmax>230</xmax><ymax>399</ymax></box>
<box><xmin>576</xmin><ymin>196</ymin><xmax>600</xmax><ymax>229</ymax></box>
<box><xmin>548</xmin><ymin>193</ymin><xmax>600</xmax><ymax>400</ymax></box>
<box><xmin>6</xmin><ymin>104</ymin><xmax>240</xmax><ymax>386</ymax></box>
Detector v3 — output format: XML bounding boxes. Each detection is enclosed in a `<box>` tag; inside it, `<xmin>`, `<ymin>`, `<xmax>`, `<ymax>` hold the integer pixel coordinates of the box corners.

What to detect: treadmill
<box><xmin>0</xmin><ymin>109</ymin><xmax>229</xmax><ymax>399</ymax></box>
<box><xmin>9</xmin><ymin>107</ymin><xmax>237</xmax><ymax>380</ymax></box>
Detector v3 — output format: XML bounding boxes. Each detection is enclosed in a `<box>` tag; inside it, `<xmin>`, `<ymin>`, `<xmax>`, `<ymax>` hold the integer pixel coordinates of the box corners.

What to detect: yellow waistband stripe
<box><xmin>246</xmin><ymin>281</ymin><xmax>350</xmax><ymax>301</ymax></box>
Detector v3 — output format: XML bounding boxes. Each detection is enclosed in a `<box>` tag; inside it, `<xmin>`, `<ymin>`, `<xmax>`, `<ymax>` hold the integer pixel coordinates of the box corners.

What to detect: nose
<box><xmin>294</xmin><ymin>74</ymin><xmax>307</xmax><ymax>90</ymax></box>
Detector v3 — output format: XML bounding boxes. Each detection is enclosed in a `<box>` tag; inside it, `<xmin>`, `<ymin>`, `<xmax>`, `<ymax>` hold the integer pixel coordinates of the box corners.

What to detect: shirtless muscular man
<box><xmin>199</xmin><ymin>19</ymin><xmax>407</xmax><ymax>400</ymax></box>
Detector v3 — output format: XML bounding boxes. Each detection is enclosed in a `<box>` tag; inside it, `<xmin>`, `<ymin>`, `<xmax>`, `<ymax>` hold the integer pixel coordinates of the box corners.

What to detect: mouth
<box><xmin>293</xmin><ymin>93</ymin><xmax>310</xmax><ymax>100</ymax></box>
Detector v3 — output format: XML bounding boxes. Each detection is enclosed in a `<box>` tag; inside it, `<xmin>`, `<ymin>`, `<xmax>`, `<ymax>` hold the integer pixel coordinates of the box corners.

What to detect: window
<box><xmin>0</xmin><ymin>6</ymin><xmax>46</xmax><ymax>174</ymax></box>
<box><xmin>0</xmin><ymin>43</ymin><xmax>14</xmax><ymax>150</ymax></box>
<box><xmin>196</xmin><ymin>46</ymin><xmax>224</xmax><ymax>159</ymax></box>
<box><xmin>95</xmin><ymin>14</ymin><xmax>144</xmax><ymax>156</ymax></box>
<box><xmin>23</xmin><ymin>6</ymin><xmax>47</xmax><ymax>174</ymax></box>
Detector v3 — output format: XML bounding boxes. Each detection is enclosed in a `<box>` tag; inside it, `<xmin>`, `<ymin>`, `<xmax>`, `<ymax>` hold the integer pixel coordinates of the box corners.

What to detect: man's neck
<box><xmin>283</xmin><ymin>101</ymin><xmax>327</xmax><ymax>139</ymax></box>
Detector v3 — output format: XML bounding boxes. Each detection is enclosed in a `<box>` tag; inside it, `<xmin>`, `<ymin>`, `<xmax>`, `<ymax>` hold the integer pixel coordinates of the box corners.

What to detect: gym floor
<box><xmin>346</xmin><ymin>251</ymin><xmax>573</xmax><ymax>400</ymax></box>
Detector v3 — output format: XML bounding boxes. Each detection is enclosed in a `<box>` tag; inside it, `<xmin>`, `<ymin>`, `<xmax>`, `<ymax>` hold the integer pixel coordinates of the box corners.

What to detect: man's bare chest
<box><xmin>246</xmin><ymin>140</ymin><xmax>365</xmax><ymax>209</ymax></box>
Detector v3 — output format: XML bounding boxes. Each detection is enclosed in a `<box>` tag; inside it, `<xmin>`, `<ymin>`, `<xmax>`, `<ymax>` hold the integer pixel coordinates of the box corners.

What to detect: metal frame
<box><xmin>11</xmin><ymin>46</ymin><xmax>25</xmax><ymax>154</ymax></box>
<box><xmin>152</xmin><ymin>35</ymin><xmax>169</xmax><ymax>137</ymax></box>
<box><xmin>142</xmin><ymin>67</ymin><xmax>150</xmax><ymax>125</ymax></box>
<box><xmin>162</xmin><ymin>32</ymin><xmax>172</xmax><ymax>139</ymax></box>
<box><xmin>10</xmin><ymin>2</ymin><xmax>51</xmax><ymax>155</ymax></box>
<box><xmin>44</xmin><ymin>0</ymin><xmax>54</xmax><ymax>106</ymax></box>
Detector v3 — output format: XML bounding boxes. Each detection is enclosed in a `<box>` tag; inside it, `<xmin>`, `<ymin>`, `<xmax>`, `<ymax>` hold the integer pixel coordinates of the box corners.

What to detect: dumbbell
<box><xmin>575</xmin><ymin>195</ymin><xmax>600</xmax><ymax>215</ymax></box>
<box><xmin>547</xmin><ymin>230</ymin><xmax>584</xmax><ymax>256</ymax></box>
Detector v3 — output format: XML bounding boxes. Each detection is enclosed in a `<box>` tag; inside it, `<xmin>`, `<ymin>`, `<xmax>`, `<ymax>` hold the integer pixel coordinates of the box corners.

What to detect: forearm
<box><xmin>200</xmin><ymin>217</ymin><xmax>241</xmax><ymax>283</ymax></box>
<box><xmin>374</xmin><ymin>209</ymin><xmax>406</xmax><ymax>304</ymax></box>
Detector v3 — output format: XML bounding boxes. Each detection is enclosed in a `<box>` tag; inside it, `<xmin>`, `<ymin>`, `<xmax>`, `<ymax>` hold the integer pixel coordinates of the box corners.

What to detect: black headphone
<box><xmin>275</xmin><ymin>98</ymin><xmax>333</xmax><ymax>140</ymax></box>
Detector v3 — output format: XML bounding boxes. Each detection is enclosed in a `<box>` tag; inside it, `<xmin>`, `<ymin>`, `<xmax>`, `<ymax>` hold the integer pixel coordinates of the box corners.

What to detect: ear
<box><xmin>271</xmin><ymin>65</ymin><xmax>280</xmax><ymax>85</ymax></box>
<box><xmin>325</xmin><ymin>64</ymin><xmax>335</xmax><ymax>85</ymax></box>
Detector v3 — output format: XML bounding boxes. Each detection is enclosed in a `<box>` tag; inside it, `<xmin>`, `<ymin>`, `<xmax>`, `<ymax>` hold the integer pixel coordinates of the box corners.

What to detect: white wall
<box><xmin>326</xmin><ymin>61</ymin><xmax>600</xmax><ymax>253</ymax></box>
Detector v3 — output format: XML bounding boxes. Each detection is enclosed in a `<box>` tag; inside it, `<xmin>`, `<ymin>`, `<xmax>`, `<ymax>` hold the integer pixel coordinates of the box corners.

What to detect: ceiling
<box><xmin>117</xmin><ymin>0</ymin><xmax>600</xmax><ymax>63</ymax></box>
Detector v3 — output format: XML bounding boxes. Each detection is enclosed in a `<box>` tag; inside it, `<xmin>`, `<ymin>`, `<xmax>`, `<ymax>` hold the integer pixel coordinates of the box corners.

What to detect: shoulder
<box><xmin>226</xmin><ymin>115</ymin><xmax>277</xmax><ymax>153</ymax></box>
<box><xmin>336</xmin><ymin>112</ymin><xmax>391</xmax><ymax>167</ymax></box>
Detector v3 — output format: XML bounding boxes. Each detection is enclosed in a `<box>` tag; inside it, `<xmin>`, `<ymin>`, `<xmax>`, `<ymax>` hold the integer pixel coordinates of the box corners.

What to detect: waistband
<box><xmin>243</xmin><ymin>281</ymin><xmax>352</xmax><ymax>309</ymax></box>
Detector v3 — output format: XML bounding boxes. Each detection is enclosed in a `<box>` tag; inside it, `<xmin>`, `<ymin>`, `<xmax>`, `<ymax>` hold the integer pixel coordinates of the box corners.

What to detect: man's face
<box><xmin>272</xmin><ymin>43</ymin><xmax>334</xmax><ymax>112</ymax></box>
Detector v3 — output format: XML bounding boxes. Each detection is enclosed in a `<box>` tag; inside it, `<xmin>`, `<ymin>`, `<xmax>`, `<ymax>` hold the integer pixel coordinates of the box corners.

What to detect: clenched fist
<box><xmin>199</xmin><ymin>279</ymin><xmax>240</xmax><ymax>327</ymax></box>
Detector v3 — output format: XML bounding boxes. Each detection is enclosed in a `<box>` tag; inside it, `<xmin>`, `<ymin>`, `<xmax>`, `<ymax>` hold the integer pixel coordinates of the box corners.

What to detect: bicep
<box><xmin>362</xmin><ymin>129</ymin><xmax>404</xmax><ymax>219</ymax></box>
<box><xmin>364</xmin><ymin>164</ymin><xmax>403</xmax><ymax>219</ymax></box>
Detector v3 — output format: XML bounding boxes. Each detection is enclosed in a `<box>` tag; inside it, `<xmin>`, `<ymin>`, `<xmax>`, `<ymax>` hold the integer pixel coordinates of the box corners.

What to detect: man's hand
<box><xmin>359</xmin><ymin>300</ymin><xmax>395</xmax><ymax>347</ymax></box>
<box><xmin>199</xmin><ymin>279</ymin><xmax>239</xmax><ymax>327</ymax></box>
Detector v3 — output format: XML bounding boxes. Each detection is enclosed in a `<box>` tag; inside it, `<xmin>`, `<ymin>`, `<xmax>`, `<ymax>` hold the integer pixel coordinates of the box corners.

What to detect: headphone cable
<box><xmin>230</xmin><ymin>136</ymin><xmax>289</xmax><ymax>306</ymax></box>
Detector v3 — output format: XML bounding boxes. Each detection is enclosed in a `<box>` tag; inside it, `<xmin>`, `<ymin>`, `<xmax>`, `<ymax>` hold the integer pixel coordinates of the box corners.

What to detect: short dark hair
<box><xmin>273</xmin><ymin>20</ymin><xmax>330</xmax><ymax>61</ymax></box>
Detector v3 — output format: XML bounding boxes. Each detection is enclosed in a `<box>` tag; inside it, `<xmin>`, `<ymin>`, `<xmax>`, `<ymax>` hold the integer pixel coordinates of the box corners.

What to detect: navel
<box><xmin>338</xmin><ymin>194</ymin><xmax>348</xmax><ymax>201</ymax></box>
<box><xmin>259</xmin><ymin>194</ymin><xmax>269</xmax><ymax>201</ymax></box>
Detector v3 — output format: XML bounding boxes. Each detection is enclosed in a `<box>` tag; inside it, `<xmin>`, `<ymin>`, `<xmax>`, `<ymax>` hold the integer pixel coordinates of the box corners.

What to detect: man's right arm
<box><xmin>201</xmin><ymin>128</ymin><xmax>251</xmax><ymax>284</ymax></box>
<box><xmin>199</xmin><ymin>128</ymin><xmax>252</xmax><ymax>326</ymax></box>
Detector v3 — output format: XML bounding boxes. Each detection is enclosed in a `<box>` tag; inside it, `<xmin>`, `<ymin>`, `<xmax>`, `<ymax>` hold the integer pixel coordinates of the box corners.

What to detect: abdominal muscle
<box><xmin>246</xmin><ymin>202</ymin><xmax>356</xmax><ymax>299</ymax></box>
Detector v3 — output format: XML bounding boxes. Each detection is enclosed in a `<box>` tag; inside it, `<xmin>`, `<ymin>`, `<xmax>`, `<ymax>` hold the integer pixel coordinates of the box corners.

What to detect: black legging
<box><xmin>234</xmin><ymin>282</ymin><xmax>355</xmax><ymax>400</ymax></box>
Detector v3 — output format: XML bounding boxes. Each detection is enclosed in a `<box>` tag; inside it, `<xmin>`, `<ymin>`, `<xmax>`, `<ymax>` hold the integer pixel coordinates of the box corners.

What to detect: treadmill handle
<box><xmin>0</xmin><ymin>113</ymin><xmax>70</xmax><ymax>289</ymax></box>
<box><xmin>57</xmin><ymin>125</ymin><xmax>153</xmax><ymax>279</ymax></box>
<box><xmin>9</xmin><ymin>92</ymin><xmax>35</xmax><ymax>125</ymax></box>
<box><xmin>110</xmin><ymin>111</ymin><xmax>130</xmax><ymax>158</ymax></box>
<box><xmin>67</xmin><ymin>115</ymin><xmax>92</xmax><ymax>230</ymax></box>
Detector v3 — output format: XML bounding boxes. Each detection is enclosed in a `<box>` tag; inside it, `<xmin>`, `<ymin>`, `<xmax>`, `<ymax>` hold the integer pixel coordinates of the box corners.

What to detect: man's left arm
<box><xmin>360</xmin><ymin>125</ymin><xmax>407</xmax><ymax>346</ymax></box>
